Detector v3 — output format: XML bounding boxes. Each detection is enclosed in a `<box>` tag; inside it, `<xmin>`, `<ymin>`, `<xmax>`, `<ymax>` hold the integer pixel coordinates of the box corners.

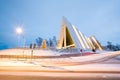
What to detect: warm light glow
<box><xmin>16</xmin><ymin>27</ymin><xmax>23</xmax><ymax>35</ymax></box>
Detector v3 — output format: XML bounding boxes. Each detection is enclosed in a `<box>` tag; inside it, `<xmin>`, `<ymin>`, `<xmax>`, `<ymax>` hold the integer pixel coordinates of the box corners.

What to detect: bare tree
<box><xmin>36</xmin><ymin>37</ymin><xmax>43</xmax><ymax>47</ymax></box>
<box><xmin>52</xmin><ymin>36</ymin><xmax>57</xmax><ymax>47</ymax></box>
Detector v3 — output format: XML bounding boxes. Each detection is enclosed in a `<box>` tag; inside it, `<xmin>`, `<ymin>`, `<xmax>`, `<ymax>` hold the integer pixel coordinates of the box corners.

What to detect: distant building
<box><xmin>57</xmin><ymin>17</ymin><xmax>103</xmax><ymax>52</ymax></box>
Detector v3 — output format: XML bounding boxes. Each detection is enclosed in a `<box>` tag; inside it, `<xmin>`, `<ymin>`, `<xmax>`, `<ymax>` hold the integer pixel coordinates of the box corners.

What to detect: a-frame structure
<box><xmin>57</xmin><ymin>22</ymin><xmax>75</xmax><ymax>49</ymax></box>
<box><xmin>57</xmin><ymin>17</ymin><xmax>103</xmax><ymax>51</ymax></box>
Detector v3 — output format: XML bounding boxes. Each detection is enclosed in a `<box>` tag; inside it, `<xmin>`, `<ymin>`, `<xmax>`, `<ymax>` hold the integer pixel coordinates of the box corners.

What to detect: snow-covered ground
<box><xmin>0</xmin><ymin>57</ymin><xmax>120</xmax><ymax>72</ymax></box>
<box><xmin>0</xmin><ymin>49</ymin><xmax>120</xmax><ymax>72</ymax></box>
<box><xmin>0</xmin><ymin>49</ymin><xmax>120</xmax><ymax>64</ymax></box>
<box><xmin>0</xmin><ymin>48</ymin><xmax>60</xmax><ymax>56</ymax></box>
<box><xmin>0</xmin><ymin>49</ymin><xmax>120</xmax><ymax>80</ymax></box>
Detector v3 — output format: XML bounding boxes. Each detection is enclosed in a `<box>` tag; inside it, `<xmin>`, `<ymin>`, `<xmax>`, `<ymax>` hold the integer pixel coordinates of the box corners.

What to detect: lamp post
<box><xmin>16</xmin><ymin>27</ymin><xmax>23</xmax><ymax>47</ymax></box>
<box><xmin>16</xmin><ymin>27</ymin><xmax>26</xmax><ymax>60</ymax></box>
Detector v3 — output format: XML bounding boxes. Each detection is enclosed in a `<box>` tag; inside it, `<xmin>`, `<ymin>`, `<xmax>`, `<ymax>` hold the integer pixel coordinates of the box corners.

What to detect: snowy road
<box><xmin>0</xmin><ymin>49</ymin><xmax>120</xmax><ymax>80</ymax></box>
<box><xmin>0</xmin><ymin>71</ymin><xmax>120</xmax><ymax>80</ymax></box>
<box><xmin>0</xmin><ymin>56</ymin><xmax>120</xmax><ymax>80</ymax></box>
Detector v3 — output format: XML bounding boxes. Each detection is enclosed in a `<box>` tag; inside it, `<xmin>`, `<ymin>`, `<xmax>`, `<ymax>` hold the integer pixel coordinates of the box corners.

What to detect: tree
<box><xmin>52</xmin><ymin>36</ymin><xmax>57</xmax><ymax>47</ymax></box>
<box><xmin>35</xmin><ymin>36</ymin><xmax>57</xmax><ymax>48</ymax></box>
<box><xmin>36</xmin><ymin>37</ymin><xmax>43</xmax><ymax>47</ymax></box>
<box><xmin>49</xmin><ymin>38</ymin><xmax>53</xmax><ymax>47</ymax></box>
<box><xmin>41</xmin><ymin>40</ymin><xmax>47</xmax><ymax>49</ymax></box>
<box><xmin>116</xmin><ymin>44</ymin><xmax>120</xmax><ymax>50</ymax></box>
<box><xmin>106</xmin><ymin>41</ymin><xmax>120</xmax><ymax>51</ymax></box>
<box><xmin>46</xmin><ymin>39</ymin><xmax>49</xmax><ymax>46</ymax></box>
<box><xmin>107</xmin><ymin>41</ymin><xmax>113</xmax><ymax>50</ymax></box>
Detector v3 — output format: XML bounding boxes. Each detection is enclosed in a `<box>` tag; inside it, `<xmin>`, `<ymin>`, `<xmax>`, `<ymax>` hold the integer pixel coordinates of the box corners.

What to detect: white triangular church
<box><xmin>57</xmin><ymin>17</ymin><xmax>103</xmax><ymax>51</ymax></box>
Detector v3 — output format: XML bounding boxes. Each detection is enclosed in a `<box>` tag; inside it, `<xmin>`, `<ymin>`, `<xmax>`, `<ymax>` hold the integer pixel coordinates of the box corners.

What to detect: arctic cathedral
<box><xmin>57</xmin><ymin>17</ymin><xmax>103</xmax><ymax>52</ymax></box>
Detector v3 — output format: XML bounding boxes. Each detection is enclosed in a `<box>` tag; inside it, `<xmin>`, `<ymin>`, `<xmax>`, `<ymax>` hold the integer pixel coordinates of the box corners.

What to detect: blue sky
<box><xmin>0</xmin><ymin>0</ymin><xmax>120</xmax><ymax>49</ymax></box>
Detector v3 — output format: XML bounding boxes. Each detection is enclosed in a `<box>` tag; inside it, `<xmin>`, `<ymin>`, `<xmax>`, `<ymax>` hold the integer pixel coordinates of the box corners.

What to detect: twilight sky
<box><xmin>0</xmin><ymin>0</ymin><xmax>120</xmax><ymax>49</ymax></box>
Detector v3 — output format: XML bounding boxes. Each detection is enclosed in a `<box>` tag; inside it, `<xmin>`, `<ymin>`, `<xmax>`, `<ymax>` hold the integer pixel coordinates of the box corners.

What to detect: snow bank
<box><xmin>0</xmin><ymin>49</ymin><xmax>60</xmax><ymax>56</ymax></box>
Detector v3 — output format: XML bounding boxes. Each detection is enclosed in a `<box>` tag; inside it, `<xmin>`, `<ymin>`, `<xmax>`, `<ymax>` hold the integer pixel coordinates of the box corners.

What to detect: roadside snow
<box><xmin>0</xmin><ymin>49</ymin><xmax>60</xmax><ymax>56</ymax></box>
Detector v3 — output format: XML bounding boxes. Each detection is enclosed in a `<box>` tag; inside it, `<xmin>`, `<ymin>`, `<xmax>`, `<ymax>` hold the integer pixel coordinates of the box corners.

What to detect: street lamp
<box><xmin>16</xmin><ymin>27</ymin><xmax>23</xmax><ymax>35</ymax></box>
<box><xmin>16</xmin><ymin>27</ymin><xmax>23</xmax><ymax>47</ymax></box>
<box><xmin>16</xmin><ymin>27</ymin><xmax>26</xmax><ymax>60</ymax></box>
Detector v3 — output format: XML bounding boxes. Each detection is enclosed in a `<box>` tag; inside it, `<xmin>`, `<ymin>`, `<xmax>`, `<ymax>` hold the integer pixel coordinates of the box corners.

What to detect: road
<box><xmin>0</xmin><ymin>60</ymin><xmax>120</xmax><ymax>80</ymax></box>
<box><xmin>0</xmin><ymin>71</ymin><xmax>120</xmax><ymax>80</ymax></box>
<box><xmin>0</xmin><ymin>50</ymin><xmax>120</xmax><ymax>80</ymax></box>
